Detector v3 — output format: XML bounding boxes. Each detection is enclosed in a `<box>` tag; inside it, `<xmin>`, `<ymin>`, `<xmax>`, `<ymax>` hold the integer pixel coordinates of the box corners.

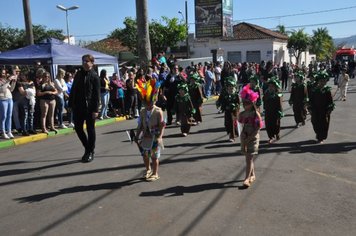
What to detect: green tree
<box><xmin>309</xmin><ymin>27</ymin><xmax>335</xmax><ymax>61</ymax></box>
<box><xmin>275</xmin><ymin>24</ymin><xmax>289</xmax><ymax>36</ymax></box>
<box><xmin>287</xmin><ymin>29</ymin><xmax>310</xmax><ymax>65</ymax></box>
<box><xmin>109</xmin><ymin>16</ymin><xmax>186</xmax><ymax>56</ymax></box>
<box><xmin>0</xmin><ymin>24</ymin><xmax>64</xmax><ymax>52</ymax></box>
<box><xmin>110</xmin><ymin>17</ymin><xmax>138</xmax><ymax>53</ymax></box>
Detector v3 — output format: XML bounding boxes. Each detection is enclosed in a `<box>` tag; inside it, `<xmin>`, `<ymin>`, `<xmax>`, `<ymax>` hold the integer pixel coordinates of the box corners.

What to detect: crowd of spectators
<box><xmin>1</xmin><ymin>53</ymin><xmax>353</xmax><ymax>140</ymax></box>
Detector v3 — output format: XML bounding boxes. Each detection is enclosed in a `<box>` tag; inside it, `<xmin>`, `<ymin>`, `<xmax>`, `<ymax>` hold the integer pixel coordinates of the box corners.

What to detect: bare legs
<box><xmin>244</xmin><ymin>154</ymin><xmax>256</xmax><ymax>187</ymax></box>
<box><xmin>142</xmin><ymin>153</ymin><xmax>159</xmax><ymax>181</ymax></box>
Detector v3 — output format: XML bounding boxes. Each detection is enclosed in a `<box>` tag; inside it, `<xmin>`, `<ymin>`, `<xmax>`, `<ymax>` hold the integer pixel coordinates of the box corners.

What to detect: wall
<box><xmin>191</xmin><ymin>38</ymin><xmax>314</xmax><ymax>65</ymax></box>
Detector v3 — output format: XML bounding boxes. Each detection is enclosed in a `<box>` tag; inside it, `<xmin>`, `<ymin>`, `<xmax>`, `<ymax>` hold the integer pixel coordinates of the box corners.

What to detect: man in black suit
<box><xmin>68</xmin><ymin>54</ymin><xmax>100</xmax><ymax>163</ymax></box>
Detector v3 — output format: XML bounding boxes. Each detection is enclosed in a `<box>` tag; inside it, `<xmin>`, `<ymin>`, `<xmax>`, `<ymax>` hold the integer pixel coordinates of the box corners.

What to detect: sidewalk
<box><xmin>0</xmin><ymin>96</ymin><xmax>219</xmax><ymax>150</ymax></box>
<box><xmin>0</xmin><ymin>116</ymin><xmax>126</xmax><ymax>150</ymax></box>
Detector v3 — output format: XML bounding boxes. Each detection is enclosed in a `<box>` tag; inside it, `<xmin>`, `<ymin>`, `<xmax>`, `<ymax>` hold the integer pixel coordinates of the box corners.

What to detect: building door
<box><xmin>246</xmin><ymin>51</ymin><xmax>261</xmax><ymax>63</ymax></box>
<box><xmin>227</xmin><ymin>51</ymin><xmax>242</xmax><ymax>63</ymax></box>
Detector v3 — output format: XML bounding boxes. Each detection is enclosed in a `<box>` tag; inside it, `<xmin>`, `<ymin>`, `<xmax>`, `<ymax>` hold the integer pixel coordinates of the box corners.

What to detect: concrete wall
<box><xmin>191</xmin><ymin>38</ymin><xmax>314</xmax><ymax>65</ymax></box>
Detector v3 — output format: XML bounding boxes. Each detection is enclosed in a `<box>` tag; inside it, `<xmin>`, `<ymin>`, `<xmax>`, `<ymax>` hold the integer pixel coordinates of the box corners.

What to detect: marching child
<box><xmin>216</xmin><ymin>76</ymin><xmax>240</xmax><ymax>142</ymax></box>
<box><xmin>135</xmin><ymin>79</ymin><xmax>165</xmax><ymax>181</ymax></box>
<box><xmin>308</xmin><ymin>71</ymin><xmax>334</xmax><ymax>143</ymax></box>
<box><xmin>175</xmin><ymin>83</ymin><xmax>196</xmax><ymax>137</ymax></box>
<box><xmin>238</xmin><ymin>84</ymin><xmax>263</xmax><ymax>188</ymax></box>
<box><xmin>263</xmin><ymin>77</ymin><xmax>283</xmax><ymax>144</ymax></box>
<box><xmin>248</xmin><ymin>75</ymin><xmax>262</xmax><ymax>112</ymax></box>
<box><xmin>289</xmin><ymin>71</ymin><xmax>308</xmax><ymax>127</ymax></box>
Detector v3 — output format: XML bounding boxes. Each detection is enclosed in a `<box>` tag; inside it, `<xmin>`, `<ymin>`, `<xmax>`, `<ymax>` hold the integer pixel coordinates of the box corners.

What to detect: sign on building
<box><xmin>195</xmin><ymin>0</ymin><xmax>233</xmax><ymax>38</ymax></box>
<box><xmin>195</xmin><ymin>0</ymin><xmax>223</xmax><ymax>38</ymax></box>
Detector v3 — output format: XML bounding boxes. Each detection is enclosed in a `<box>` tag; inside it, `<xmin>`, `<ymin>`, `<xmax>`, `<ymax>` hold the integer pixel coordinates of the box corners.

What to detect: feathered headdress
<box><xmin>240</xmin><ymin>84</ymin><xmax>259</xmax><ymax>103</ymax></box>
<box><xmin>136</xmin><ymin>79</ymin><xmax>162</xmax><ymax>105</ymax></box>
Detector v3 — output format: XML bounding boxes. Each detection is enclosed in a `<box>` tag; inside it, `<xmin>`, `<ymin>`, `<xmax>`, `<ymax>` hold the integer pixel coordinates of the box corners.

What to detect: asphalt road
<box><xmin>0</xmin><ymin>80</ymin><xmax>355</xmax><ymax>236</ymax></box>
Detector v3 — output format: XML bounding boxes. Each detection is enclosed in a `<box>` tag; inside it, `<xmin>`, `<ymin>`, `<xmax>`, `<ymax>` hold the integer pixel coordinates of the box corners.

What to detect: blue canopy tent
<box><xmin>0</xmin><ymin>38</ymin><xmax>119</xmax><ymax>78</ymax></box>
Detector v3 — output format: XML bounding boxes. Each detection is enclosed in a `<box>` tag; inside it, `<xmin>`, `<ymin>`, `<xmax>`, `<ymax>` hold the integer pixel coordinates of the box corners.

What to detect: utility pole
<box><xmin>136</xmin><ymin>0</ymin><xmax>151</xmax><ymax>66</ymax></box>
<box><xmin>185</xmin><ymin>0</ymin><xmax>189</xmax><ymax>58</ymax></box>
<box><xmin>22</xmin><ymin>0</ymin><xmax>34</xmax><ymax>45</ymax></box>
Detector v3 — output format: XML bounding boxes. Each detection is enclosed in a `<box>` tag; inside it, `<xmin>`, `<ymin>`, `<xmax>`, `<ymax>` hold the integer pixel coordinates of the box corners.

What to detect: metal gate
<box><xmin>246</xmin><ymin>51</ymin><xmax>261</xmax><ymax>63</ymax></box>
<box><xmin>227</xmin><ymin>51</ymin><xmax>242</xmax><ymax>63</ymax></box>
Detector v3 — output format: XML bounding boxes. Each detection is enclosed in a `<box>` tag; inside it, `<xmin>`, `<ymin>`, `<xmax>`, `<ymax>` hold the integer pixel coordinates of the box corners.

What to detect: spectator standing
<box><xmin>214</xmin><ymin>62</ymin><xmax>222</xmax><ymax>95</ymax></box>
<box><xmin>204</xmin><ymin>64</ymin><xmax>214</xmax><ymax>98</ymax></box>
<box><xmin>125</xmin><ymin>71</ymin><xmax>138</xmax><ymax>119</ymax></box>
<box><xmin>17</xmin><ymin>73</ymin><xmax>37</xmax><ymax>135</ymax></box>
<box><xmin>54</xmin><ymin>68</ymin><xmax>68</xmax><ymax>128</ymax></box>
<box><xmin>338</xmin><ymin>68</ymin><xmax>350</xmax><ymax>101</ymax></box>
<box><xmin>37</xmin><ymin>72</ymin><xmax>58</xmax><ymax>134</ymax></box>
<box><xmin>110</xmin><ymin>72</ymin><xmax>124</xmax><ymax>117</ymax></box>
<box><xmin>11</xmin><ymin>66</ymin><xmax>22</xmax><ymax>133</ymax></box>
<box><xmin>68</xmin><ymin>54</ymin><xmax>101</xmax><ymax>163</ymax></box>
<box><xmin>64</xmin><ymin>72</ymin><xmax>74</xmax><ymax>128</ymax></box>
<box><xmin>98</xmin><ymin>69</ymin><xmax>110</xmax><ymax>119</ymax></box>
<box><xmin>33</xmin><ymin>68</ymin><xmax>46</xmax><ymax>130</ymax></box>
<box><xmin>0</xmin><ymin>69</ymin><xmax>16</xmax><ymax>139</ymax></box>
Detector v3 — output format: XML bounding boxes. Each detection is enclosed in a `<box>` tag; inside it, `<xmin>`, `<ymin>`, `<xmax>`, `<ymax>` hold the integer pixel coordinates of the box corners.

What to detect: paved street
<box><xmin>0</xmin><ymin>80</ymin><xmax>355</xmax><ymax>236</ymax></box>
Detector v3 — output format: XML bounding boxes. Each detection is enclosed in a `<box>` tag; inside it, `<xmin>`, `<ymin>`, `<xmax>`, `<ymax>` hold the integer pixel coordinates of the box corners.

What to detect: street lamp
<box><xmin>56</xmin><ymin>4</ymin><xmax>79</xmax><ymax>45</ymax></box>
<box><xmin>178</xmin><ymin>0</ymin><xmax>189</xmax><ymax>58</ymax></box>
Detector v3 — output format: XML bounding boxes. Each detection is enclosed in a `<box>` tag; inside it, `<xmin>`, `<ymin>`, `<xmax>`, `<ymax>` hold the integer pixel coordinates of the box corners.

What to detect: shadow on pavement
<box><xmin>139</xmin><ymin>180</ymin><xmax>242</xmax><ymax>197</ymax></box>
<box><xmin>14</xmin><ymin>178</ymin><xmax>143</xmax><ymax>203</ymax></box>
<box><xmin>0</xmin><ymin>160</ymin><xmax>80</xmax><ymax>178</ymax></box>
<box><xmin>259</xmin><ymin>140</ymin><xmax>356</xmax><ymax>154</ymax></box>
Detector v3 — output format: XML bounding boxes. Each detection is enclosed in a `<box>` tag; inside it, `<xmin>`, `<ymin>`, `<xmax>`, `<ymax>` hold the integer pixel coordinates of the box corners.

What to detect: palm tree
<box><xmin>310</xmin><ymin>27</ymin><xmax>335</xmax><ymax>61</ymax></box>
<box><xmin>287</xmin><ymin>29</ymin><xmax>310</xmax><ymax>65</ymax></box>
<box><xmin>275</xmin><ymin>24</ymin><xmax>289</xmax><ymax>36</ymax></box>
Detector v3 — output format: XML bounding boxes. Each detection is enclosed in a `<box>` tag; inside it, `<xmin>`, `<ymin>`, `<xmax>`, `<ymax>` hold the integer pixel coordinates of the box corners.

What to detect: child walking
<box><xmin>238</xmin><ymin>84</ymin><xmax>263</xmax><ymax>188</ymax></box>
<box><xmin>175</xmin><ymin>83</ymin><xmax>196</xmax><ymax>136</ymax></box>
<box><xmin>216</xmin><ymin>76</ymin><xmax>240</xmax><ymax>142</ymax></box>
<box><xmin>289</xmin><ymin>71</ymin><xmax>308</xmax><ymax>127</ymax></box>
<box><xmin>263</xmin><ymin>77</ymin><xmax>283</xmax><ymax>144</ymax></box>
<box><xmin>308</xmin><ymin>71</ymin><xmax>335</xmax><ymax>143</ymax></box>
<box><xmin>135</xmin><ymin>79</ymin><xmax>165</xmax><ymax>181</ymax></box>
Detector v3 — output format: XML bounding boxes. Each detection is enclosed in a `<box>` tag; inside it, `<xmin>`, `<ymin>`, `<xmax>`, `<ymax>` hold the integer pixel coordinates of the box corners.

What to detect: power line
<box><xmin>236</xmin><ymin>5</ymin><xmax>356</xmax><ymax>21</ymax></box>
<box><xmin>270</xmin><ymin>18</ymin><xmax>356</xmax><ymax>30</ymax></box>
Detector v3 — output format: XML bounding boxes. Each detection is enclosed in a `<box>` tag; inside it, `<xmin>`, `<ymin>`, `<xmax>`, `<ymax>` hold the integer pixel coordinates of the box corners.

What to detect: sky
<box><xmin>1</xmin><ymin>0</ymin><xmax>356</xmax><ymax>43</ymax></box>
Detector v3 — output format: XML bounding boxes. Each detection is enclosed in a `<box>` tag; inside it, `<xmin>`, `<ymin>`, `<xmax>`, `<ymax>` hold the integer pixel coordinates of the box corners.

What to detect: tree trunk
<box><xmin>22</xmin><ymin>0</ymin><xmax>34</xmax><ymax>45</ymax></box>
<box><xmin>136</xmin><ymin>0</ymin><xmax>151</xmax><ymax>67</ymax></box>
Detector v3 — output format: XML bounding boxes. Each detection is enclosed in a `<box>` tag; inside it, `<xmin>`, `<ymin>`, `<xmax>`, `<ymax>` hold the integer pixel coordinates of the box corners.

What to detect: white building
<box><xmin>191</xmin><ymin>22</ymin><xmax>315</xmax><ymax>65</ymax></box>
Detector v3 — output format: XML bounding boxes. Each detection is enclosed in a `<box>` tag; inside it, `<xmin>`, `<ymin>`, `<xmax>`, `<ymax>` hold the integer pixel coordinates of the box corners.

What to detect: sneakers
<box><xmin>68</xmin><ymin>123</ymin><xmax>74</xmax><ymax>128</ymax></box>
<box><xmin>7</xmin><ymin>132</ymin><xmax>14</xmax><ymax>139</ymax></box>
<box><xmin>2</xmin><ymin>133</ymin><xmax>10</xmax><ymax>140</ymax></box>
<box><xmin>59</xmin><ymin>124</ymin><xmax>68</xmax><ymax>129</ymax></box>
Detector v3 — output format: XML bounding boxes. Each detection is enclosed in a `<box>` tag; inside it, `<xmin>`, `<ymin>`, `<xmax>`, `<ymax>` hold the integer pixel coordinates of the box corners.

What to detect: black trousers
<box><xmin>73</xmin><ymin>110</ymin><xmax>96</xmax><ymax>153</ymax></box>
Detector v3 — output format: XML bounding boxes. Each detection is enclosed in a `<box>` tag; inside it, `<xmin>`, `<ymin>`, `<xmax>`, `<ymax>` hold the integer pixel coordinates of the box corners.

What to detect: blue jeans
<box><xmin>100</xmin><ymin>91</ymin><xmax>110</xmax><ymax>118</ymax></box>
<box><xmin>56</xmin><ymin>96</ymin><xmax>65</xmax><ymax>126</ymax></box>
<box><xmin>19</xmin><ymin>98</ymin><xmax>34</xmax><ymax>132</ymax></box>
<box><xmin>64</xmin><ymin>99</ymin><xmax>73</xmax><ymax>123</ymax></box>
<box><xmin>204</xmin><ymin>79</ymin><xmax>213</xmax><ymax>98</ymax></box>
<box><xmin>0</xmin><ymin>98</ymin><xmax>14</xmax><ymax>133</ymax></box>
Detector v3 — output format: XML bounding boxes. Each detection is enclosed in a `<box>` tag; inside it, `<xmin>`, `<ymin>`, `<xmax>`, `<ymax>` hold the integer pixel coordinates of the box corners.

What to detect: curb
<box><xmin>0</xmin><ymin>99</ymin><xmax>216</xmax><ymax>150</ymax></box>
<box><xmin>0</xmin><ymin>116</ymin><xmax>127</xmax><ymax>150</ymax></box>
